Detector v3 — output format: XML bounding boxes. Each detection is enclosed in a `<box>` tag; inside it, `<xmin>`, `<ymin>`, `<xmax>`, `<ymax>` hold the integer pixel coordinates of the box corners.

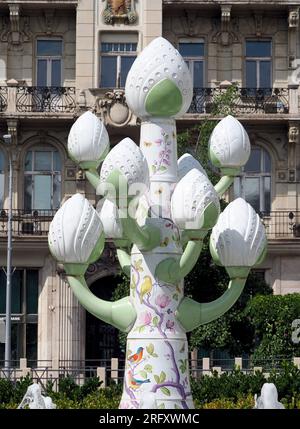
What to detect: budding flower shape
<box><xmin>98</xmin><ymin>199</ymin><xmax>123</xmax><ymax>239</ymax></box>
<box><xmin>177</xmin><ymin>153</ymin><xmax>207</xmax><ymax>181</ymax></box>
<box><xmin>99</xmin><ymin>137</ymin><xmax>149</xmax><ymax>200</ymax></box>
<box><xmin>210</xmin><ymin>198</ymin><xmax>267</xmax><ymax>267</ymax></box>
<box><xmin>209</xmin><ymin>115</ymin><xmax>251</xmax><ymax>172</ymax></box>
<box><xmin>125</xmin><ymin>37</ymin><xmax>193</xmax><ymax>118</ymax></box>
<box><xmin>68</xmin><ymin>111</ymin><xmax>109</xmax><ymax>169</ymax></box>
<box><xmin>171</xmin><ymin>168</ymin><xmax>220</xmax><ymax>230</ymax></box>
<box><xmin>48</xmin><ymin>194</ymin><xmax>104</xmax><ymax>266</ymax></box>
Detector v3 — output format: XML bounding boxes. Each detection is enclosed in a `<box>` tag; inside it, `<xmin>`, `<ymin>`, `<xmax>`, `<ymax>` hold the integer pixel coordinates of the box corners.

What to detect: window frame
<box><xmin>178</xmin><ymin>38</ymin><xmax>205</xmax><ymax>88</ymax></box>
<box><xmin>245</xmin><ymin>39</ymin><xmax>272</xmax><ymax>89</ymax></box>
<box><xmin>99</xmin><ymin>41</ymin><xmax>137</xmax><ymax>88</ymax></box>
<box><xmin>36</xmin><ymin>38</ymin><xmax>63</xmax><ymax>87</ymax></box>
<box><xmin>24</xmin><ymin>145</ymin><xmax>62</xmax><ymax>212</ymax></box>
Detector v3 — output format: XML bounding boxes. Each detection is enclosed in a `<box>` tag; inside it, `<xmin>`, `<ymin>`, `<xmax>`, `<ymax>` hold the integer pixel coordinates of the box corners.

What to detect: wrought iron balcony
<box><xmin>0</xmin><ymin>209</ymin><xmax>56</xmax><ymax>237</ymax></box>
<box><xmin>16</xmin><ymin>86</ymin><xmax>76</xmax><ymax>113</ymax></box>
<box><xmin>188</xmin><ymin>87</ymin><xmax>289</xmax><ymax>115</ymax></box>
<box><xmin>0</xmin><ymin>86</ymin><xmax>8</xmax><ymax>112</ymax></box>
<box><xmin>260</xmin><ymin>211</ymin><xmax>300</xmax><ymax>240</ymax></box>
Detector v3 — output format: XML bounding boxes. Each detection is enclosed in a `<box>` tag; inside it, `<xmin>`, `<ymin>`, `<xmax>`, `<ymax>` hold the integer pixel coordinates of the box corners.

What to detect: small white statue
<box><xmin>18</xmin><ymin>383</ymin><xmax>56</xmax><ymax>409</ymax></box>
<box><xmin>254</xmin><ymin>383</ymin><xmax>285</xmax><ymax>409</ymax></box>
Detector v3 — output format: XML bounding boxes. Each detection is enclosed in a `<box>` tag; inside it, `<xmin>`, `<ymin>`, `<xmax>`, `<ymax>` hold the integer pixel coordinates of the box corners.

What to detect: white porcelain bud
<box><xmin>178</xmin><ymin>153</ymin><xmax>207</xmax><ymax>180</ymax></box>
<box><xmin>171</xmin><ymin>168</ymin><xmax>220</xmax><ymax>230</ymax></box>
<box><xmin>125</xmin><ymin>37</ymin><xmax>193</xmax><ymax>118</ymax></box>
<box><xmin>97</xmin><ymin>199</ymin><xmax>123</xmax><ymax>239</ymax></box>
<box><xmin>99</xmin><ymin>137</ymin><xmax>149</xmax><ymax>194</ymax></box>
<box><xmin>210</xmin><ymin>198</ymin><xmax>267</xmax><ymax>267</ymax></box>
<box><xmin>209</xmin><ymin>115</ymin><xmax>251</xmax><ymax>171</ymax></box>
<box><xmin>68</xmin><ymin>111</ymin><xmax>109</xmax><ymax>168</ymax></box>
<box><xmin>48</xmin><ymin>194</ymin><xmax>104</xmax><ymax>264</ymax></box>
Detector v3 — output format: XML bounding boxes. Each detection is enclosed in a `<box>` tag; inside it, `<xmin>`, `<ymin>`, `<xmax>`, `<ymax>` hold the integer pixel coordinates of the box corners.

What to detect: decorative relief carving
<box><xmin>289</xmin><ymin>125</ymin><xmax>299</xmax><ymax>144</ymax></box>
<box><xmin>86</xmin><ymin>243</ymin><xmax>119</xmax><ymax>279</ymax></box>
<box><xmin>94</xmin><ymin>90</ymin><xmax>133</xmax><ymax>127</ymax></box>
<box><xmin>102</xmin><ymin>0</ymin><xmax>137</xmax><ymax>25</ymax></box>
<box><xmin>211</xmin><ymin>5</ymin><xmax>239</xmax><ymax>46</ymax></box>
<box><xmin>289</xmin><ymin>8</ymin><xmax>299</xmax><ymax>28</ymax></box>
<box><xmin>0</xmin><ymin>5</ymin><xmax>32</xmax><ymax>49</ymax></box>
<box><xmin>184</xmin><ymin>10</ymin><xmax>197</xmax><ymax>36</ymax></box>
<box><xmin>254</xmin><ymin>13</ymin><xmax>263</xmax><ymax>37</ymax></box>
<box><xmin>44</xmin><ymin>9</ymin><xmax>55</xmax><ymax>35</ymax></box>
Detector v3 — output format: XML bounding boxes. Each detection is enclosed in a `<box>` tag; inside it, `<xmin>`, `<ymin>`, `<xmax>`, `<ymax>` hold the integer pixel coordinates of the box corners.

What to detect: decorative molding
<box><xmin>86</xmin><ymin>243</ymin><xmax>119</xmax><ymax>280</ymax></box>
<box><xmin>44</xmin><ymin>9</ymin><xmax>55</xmax><ymax>35</ymax></box>
<box><xmin>288</xmin><ymin>124</ymin><xmax>299</xmax><ymax>144</ymax></box>
<box><xmin>288</xmin><ymin>7</ymin><xmax>299</xmax><ymax>28</ymax></box>
<box><xmin>184</xmin><ymin>10</ymin><xmax>197</xmax><ymax>36</ymax></box>
<box><xmin>0</xmin><ymin>5</ymin><xmax>32</xmax><ymax>48</ymax></box>
<box><xmin>254</xmin><ymin>13</ymin><xmax>263</xmax><ymax>37</ymax></box>
<box><xmin>94</xmin><ymin>89</ymin><xmax>133</xmax><ymax>127</ymax></box>
<box><xmin>6</xmin><ymin>119</ymin><xmax>18</xmax><ymax>145</ymax></box>
<box><xmin>102</xmin><ymin>0</ymin><xmax>138</xmax><ymax>25</ymax></box>
<box><xmin>211</xmin><ymin>5</ymin><xmax>239</xmax><ymax>46</ymax></box>
<box><xmin>221</xmin><ymin>4</ymin><xmax>232</xmax><ymax>33</ymax></box>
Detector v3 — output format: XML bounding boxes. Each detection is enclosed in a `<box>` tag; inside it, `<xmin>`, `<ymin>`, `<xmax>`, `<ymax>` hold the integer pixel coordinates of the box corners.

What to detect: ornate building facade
<box><xmin>0</xmin><ymin>0</ymin><xmax>300</xmax><ymax>365</ymax></box>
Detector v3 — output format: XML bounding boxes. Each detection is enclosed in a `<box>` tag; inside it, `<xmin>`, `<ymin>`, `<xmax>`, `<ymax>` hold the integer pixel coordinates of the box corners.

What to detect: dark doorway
<box><xmin>85</xmin><ymin>275</ymin><xmax>123</xmax><ymax>366</ymax></box>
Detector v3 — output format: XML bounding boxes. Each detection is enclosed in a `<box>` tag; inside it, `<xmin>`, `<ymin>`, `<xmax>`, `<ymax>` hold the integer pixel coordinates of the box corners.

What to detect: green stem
<box><xmin>120</xmin><ymin>216</ymin><xmax>160</xmax><ymax>251</ymax></box>
<box><xmin>214</xmin><ymin>175</ymin><xmax>234</xmax><ymax>197</ymax></box>
<box><xmin>66</xmin><ymin>275</ymin><xmax>136</xmax><ymax>332</ymax></box>
<box><xmin>155</xmin><ymin>240</ymin><xmax>204</xmax><ymax>283</ymax></box>
<box><xmin>116</xmin><ymin>248</ymin><xmax>131</xmax><ymax>278</ymax></box>
<box><xmin>176</xmin><ymin>270</ymin><xmax>250</xmax><ymax>332</ymax></box>
<box><xmin>85</xmin><ymin>168</ymin><xmax>101</xmax><ymax>190</ymax></box>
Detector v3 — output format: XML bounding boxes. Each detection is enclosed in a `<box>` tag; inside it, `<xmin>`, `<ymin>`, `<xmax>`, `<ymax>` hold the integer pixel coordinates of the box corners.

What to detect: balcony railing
<box><xmin>260</xmin><ymin>211</ymin><xmax>300</xmax><ymax>240</ymax></box>
<box><xmin>0</xmin><ymin>209</ymin><xmax>56</xmax><ymax>237</ymax></box>
<box><xmin>0</xmin><ymin>86</ymin><xmax>8</xmax><ymax>112</ymax></box>
<box><xmin>188</xmin><ymin>87</ymin><xmax>289</xmax><ymax>115</ymax></box>
<box><xmin>16</xmin><ymin>86</ymin><xmax>76</xmax><ymax>113</ymax></box>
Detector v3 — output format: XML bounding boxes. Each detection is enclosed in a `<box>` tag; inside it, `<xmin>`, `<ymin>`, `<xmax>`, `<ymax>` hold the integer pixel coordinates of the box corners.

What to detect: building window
<box><xmin>245</xmin><ymin>41</ymin><xmax>272</xmax><ymax>88</ymax></box>
<box><xmin>36</xmin><ymin>39</ymin><xmax>63</xmax><ymax>86</ymax></box>
<box><xmin>100</xmin><ymin>34</ymin><xmax>137</xmax><ymax>88</ymax></box>
<box><xmin>0</xmin><ymin>150</ymin><xmax>4</xmax><ymax>209</ymax></box>
<box><xmin>24</xmin><ymin>146</ymin><xmax>62</xmax><ymax>211</ymax></box>
<box><xmin>234</xmin><ymin>146</ymin><xmax>271</xmax><ymax>214</ymax></box>
<box><xmin>178</xmin><ymin>39</ymin><xmax>205</xmax><ymax>88</ymax></box>
<box><xmin>0</xmin><ymin>269</ymin><xmax>38</xmax><ymax>365</ymax></box>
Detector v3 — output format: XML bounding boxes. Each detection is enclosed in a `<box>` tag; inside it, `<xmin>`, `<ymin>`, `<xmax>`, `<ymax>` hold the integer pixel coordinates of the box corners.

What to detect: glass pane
<box><xmin>24</xmin><ymin>175</ymin><xmax>32</xmax><ymax>212</ymax></box>
<box><xmin>26</xmin><ymin>324</ymin><xmax>37</xmax><ymax>366</ymax></box>
<box><xmin>264</xmin><ymin>151</ymin><xmax>271</xmax><ymax>173</ymax></box>
<box><xmin>100</xmin><ymin>56</ymin><xmax>117</xmax><ymax>87</ymax></box>
<box><xmin>264</xmin><ymin>177</ymin><xmax>271</xmax><ymax>213</ymax></box>
<box><xmin>11</xmin><ymin>323</ymin><xmax>23</xmax><ymax>363</ymax></box>
<box><xmin>53</xmin><ymin>151</ymin><xmax>61</xmax><ymax>171</ymax></box>
<box><xmin>0</xmin><ymin>174</ymin><xmax>4</xmax><ymax>209</ymax></box>
<box><xmin>25</xmin><ymin>151</ymin><xmax>32</xmax><ymax>171</ymax></box>
<box><xmin>0</xmin><ymin>270</ymin><xmax>6</xmax><ymax>313</ymax></box>
<box><xmin>244</xmin><ymin>177</ymin><xmax>260</xmax><ymax>212</ymax></box>
<box><xmin>260</xmin><ymin>61</ymin><xmax>271</xmax><ymax>88</ymax></box>
<box><xmin>51</xmin><ymin>60</ymin><xmax>61</xmax><ymax>86</ymax></box>
<box><xmin>33</xmin><ymin>175</ymin><xmax>51</xmax><ymax>210</ymax></box>
<box><xmin>37</xmin><ymin>59</ymin><xmax>47</xmax><ymax>86</ymax></box>
<box><xmin>121</xmin><ymin>56</ymin><xmax>136</xmax><ymax>87</ymax></box>
<box><xmin>26</xmin><ymin>270</ymin><xmax>38</xmax><ymax>314</ymax></box>
<box><xmin>11</xmin><ymin>270</ymin><xmax>22</xmax><ymax>314</ymax></box>
<box><xmin>37</xmin><ymin>40</ymin><xmax>62</xmax><ymax>56</ymax></box>
<box><xmin>245</xmin><ymin>148</ymin><xmax>261</xmax><ymax>173</ymax></box>
<box><xmin>101</xmin><ymin>43</ymin><xmax>113</xmax><ymax>53</ymax></box>
<box><xmin>53</xmin><ymin>174</ymin><xmax>61</xmax><ymax>209</ymax></box>
<box><xmin>0</xmin><ymin>151</ymin><xmax>4</xmax><ymax>171</ymax></box>
<box><xmin>193</xmin><ymin>61</ymin><xmax>204</xmax><ymax>88</ymax></box>
<box><xmin>246</xmin><ymin>61</ymin><xmax>257</xmax><ymax>88</ymax></box>
<box><xmin>233</xmin><ymin>177</ymin><xmax>241</xmax><ymax>198</ymax></box>
<box><xmin>246</xmin><ymin>41</ymin><xmax>271</xmax><ymax>57</ymax></box>
<box><xmin>179</xmin><ymin>43</ymin><xmax>204</xmax><ymax>57</ymax></box>
<box><xmin>35</xmin><ymin>151</ymin><xmax>51</xmax><ymax>171</ymax></box>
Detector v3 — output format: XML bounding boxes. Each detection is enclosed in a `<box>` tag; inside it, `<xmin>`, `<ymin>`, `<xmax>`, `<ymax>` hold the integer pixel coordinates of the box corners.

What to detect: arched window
<box><xmin>234</xmin><ymin>146</ymin><xmax>271</xmax><ymax>214</ymax></box>
<box><xmin>24</xmin><ymin>146</ymin><xmax>61</xmax><ymax>211</ymax></box>
<box><xmin>0</xmin><ymin>150</ymin><xmax>4</xmax><ymax>209</ymax></box>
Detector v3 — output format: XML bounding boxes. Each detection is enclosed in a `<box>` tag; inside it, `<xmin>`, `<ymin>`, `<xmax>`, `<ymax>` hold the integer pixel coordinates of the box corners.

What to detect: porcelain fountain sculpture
<box><xmin>48</xmin><ymin>37</ymin><xmax>267</xmax><ymax>409</ymax></box>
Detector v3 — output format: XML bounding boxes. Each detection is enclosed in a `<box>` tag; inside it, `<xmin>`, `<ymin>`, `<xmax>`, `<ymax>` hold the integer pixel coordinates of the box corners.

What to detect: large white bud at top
<box><xmin>171</xmin><ymin>168</ymin><xmax>220</xmax><ymax>230</ymax></box>
<box><xmin>177</xmin><ymin>153</ymin><xmax>207</xmax><ymax>181</ymax></box>
<box><xmin>125</xmin><ymin>37</ymin><xmax>193</xmax><ymax>119</ymax></box>
<box><xmin>99</xmin><ymin>138</ymin><xmax>149</xmax><ymax>199</ymax></box>
<box><xmin>68</xmin><ymin>111</ymin><xmax>109</xmax><ymax>169</ymax></box>
<box><xmin>209</xmin><ymin>115</ymin><xmax>251</xmax><ymax>172</ymax></box>
<box><xmin>210</xmin><ymin>198</ymin><xmax>267</xmax><ymax>267</ymax></box>
<box><xmin>48</xmin><ymin>194</ymin><xmax>104</xmax><ymax>264</ymax></box>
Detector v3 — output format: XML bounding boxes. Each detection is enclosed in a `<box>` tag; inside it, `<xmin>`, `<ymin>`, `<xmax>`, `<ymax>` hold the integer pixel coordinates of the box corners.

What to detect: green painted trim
<box><xmin>67</xmin><ymin>275</ymin><xmax>136</xmax><ymax>332</ymax></box>
<box><xmin>219</xmin><ymin>167</ymin><xmax>240</xmax><ymax>176</ymax></box>
<box><xmin>120</xmin><ymin>216</ymin><xmax>161</xmax><ymax>251</ymax></box>
<box><xmin>209</xmin><ymin>148</ymin><xmax>222</xmax><ymax>168</ymax></box>
<box><xmin>155</xmin><ymin>239</ymin><xmax>204</xmax><ymax>284</ymax></box>
<box><xmin>145</xmin><ymin>79</ymin><xmax>183</xmax><ymax>117</ymax></box>
<box><xmin>176</xmin><ymin>272</ymin><xmax>250</xmax><ymax>332</ymax></box>
<box><xmin>79</xmin><ymin>161</ymin><xmax>100</xmax><ymax>170</ymax></box>
<box><xmin>214</xmin><ymin>176</ymin><xmax>235</xmax><ymax>197</ymax></box>
<box><xmin>116</xmin><ymin>248</ymin><xmax>131</xmax><ymax>278</ymax></box>
<box><xmin>202</xmin><ymin>201</ymin><xmax>220</xmax><ymax>230</ymax></box>
<box><xmin>85</xmin><ymin>168</ymin><xmax>101</xmax><ymax>190</ymax></box>
<box><xmin>88</xmin><ymin>233</ymin><xmax>105</xmax><ymax>264</ymax></box>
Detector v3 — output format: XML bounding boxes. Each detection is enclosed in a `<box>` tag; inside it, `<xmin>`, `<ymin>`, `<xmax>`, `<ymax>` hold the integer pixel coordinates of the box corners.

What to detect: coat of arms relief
<box><xmin>102</xmin><ymin>0</ymin><xmax>138</xmax><ymax>25</ymax></box>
